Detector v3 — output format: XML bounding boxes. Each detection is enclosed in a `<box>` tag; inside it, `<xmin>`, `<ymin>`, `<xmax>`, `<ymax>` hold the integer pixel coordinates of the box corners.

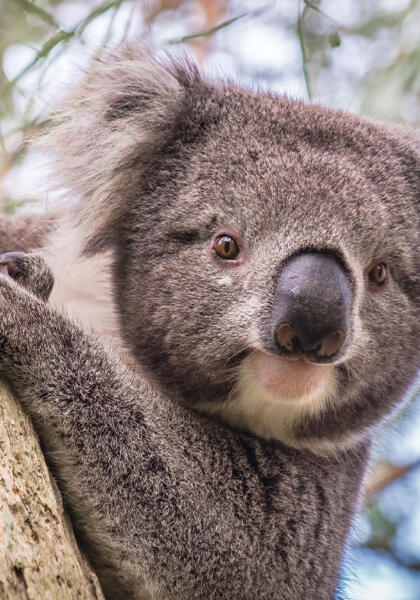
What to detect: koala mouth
<box><xmin>250</xmin><ymin>350</ymin><xmax>334</xmax><ymax>403</ymax></box>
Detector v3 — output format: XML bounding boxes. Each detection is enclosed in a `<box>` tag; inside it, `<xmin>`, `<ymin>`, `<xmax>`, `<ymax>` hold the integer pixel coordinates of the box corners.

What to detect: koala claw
<box><xmin>0</xmin><ymin>252</ymin><xmax>27</xmax><ymax>280</ymax></box>
<box><xmin>0</xmin><ymin>252</ymin><xmax>54</xmax><ymax>301</ymax></box>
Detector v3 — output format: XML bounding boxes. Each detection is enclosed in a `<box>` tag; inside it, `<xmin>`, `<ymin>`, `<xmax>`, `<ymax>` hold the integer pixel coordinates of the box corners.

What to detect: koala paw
<box><xmin>0</xmin><ymin>252</ymin><xmax>54</xmax><ymax>301</ymax></box>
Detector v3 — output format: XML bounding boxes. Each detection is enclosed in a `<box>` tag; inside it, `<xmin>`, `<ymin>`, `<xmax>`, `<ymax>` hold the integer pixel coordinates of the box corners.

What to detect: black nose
<box><xmin>272</xmin><ymin>252</ymin><xmax>352</xmax><ymax>362</ymax></box>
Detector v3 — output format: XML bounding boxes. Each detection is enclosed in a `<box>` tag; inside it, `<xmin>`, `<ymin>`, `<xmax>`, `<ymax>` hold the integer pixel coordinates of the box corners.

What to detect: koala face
<box><xmin>48</xmin><ymin>48</ymin><xmax>420</xmax><ymax>452</ymax></box>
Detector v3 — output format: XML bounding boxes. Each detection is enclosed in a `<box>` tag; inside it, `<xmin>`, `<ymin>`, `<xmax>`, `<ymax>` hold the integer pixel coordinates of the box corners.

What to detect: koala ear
<box><xmin>41</xmin><ymin>45</ymin><xmax>198</xmax><ymax>247</ymax></box>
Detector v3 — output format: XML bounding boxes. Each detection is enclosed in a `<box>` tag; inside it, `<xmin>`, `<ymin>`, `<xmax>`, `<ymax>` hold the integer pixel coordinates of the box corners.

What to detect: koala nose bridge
<box><xmin>272</xmin><ymin>252</ymin><xmax>352</xmax><ymax>361</ymax></box>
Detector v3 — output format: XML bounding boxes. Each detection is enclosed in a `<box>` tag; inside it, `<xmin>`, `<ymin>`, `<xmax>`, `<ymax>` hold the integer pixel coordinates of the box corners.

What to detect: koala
<box><xmin>0</xmin><ymin>46</ymin><xmax>419</xmax><ymax>600</ymax></box>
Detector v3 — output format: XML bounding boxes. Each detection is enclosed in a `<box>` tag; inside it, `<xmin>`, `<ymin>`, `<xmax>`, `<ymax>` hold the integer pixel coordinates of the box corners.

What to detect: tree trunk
<box><xmin>0</xmin><ymin>382</ymin><xmax>104</xmax><ymax>600</ymax></box>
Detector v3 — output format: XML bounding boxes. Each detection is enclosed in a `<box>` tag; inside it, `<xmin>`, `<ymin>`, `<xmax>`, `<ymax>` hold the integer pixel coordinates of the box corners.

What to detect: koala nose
<box><xmin>272</xmin><ymin>252</ymin><xmax>352</xmax><ymax>362</ymax></box>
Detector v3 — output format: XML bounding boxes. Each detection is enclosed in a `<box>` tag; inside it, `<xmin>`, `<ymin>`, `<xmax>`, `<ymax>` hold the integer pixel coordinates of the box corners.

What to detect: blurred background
<box><xmin>0</xmin><ymin>1</ymin><xmax>419</xmax><ymax>598</ymax></box>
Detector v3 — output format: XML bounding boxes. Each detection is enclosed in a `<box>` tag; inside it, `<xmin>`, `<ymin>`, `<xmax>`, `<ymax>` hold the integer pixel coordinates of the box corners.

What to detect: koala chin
<box><xmin>1</xmin><ymin>44</ymin><xmax>418</xmax><ymax>600</ymax></box>
<box><xmin>197</xmin><ymin>350</ymin><xmax>338</xmax><ymax>451</ymax></box>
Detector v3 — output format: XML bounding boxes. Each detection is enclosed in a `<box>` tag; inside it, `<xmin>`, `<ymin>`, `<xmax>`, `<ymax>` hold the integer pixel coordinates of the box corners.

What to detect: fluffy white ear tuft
<box><xmin>39</xmin><ymin>45</ymin><xmax>196</xmax><ymax>247</ymax></box>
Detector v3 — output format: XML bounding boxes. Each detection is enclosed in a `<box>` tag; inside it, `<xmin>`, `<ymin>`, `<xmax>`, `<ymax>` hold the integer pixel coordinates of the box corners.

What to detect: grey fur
<box><xmin>0</xmin><ymin>252</ymin><xmax>54</xmax><ymax>300</ymax></box>
<box><xmin>0</xmin><ymin>46</ymin><xmax>419</xmax><ymax>599</ymax></box>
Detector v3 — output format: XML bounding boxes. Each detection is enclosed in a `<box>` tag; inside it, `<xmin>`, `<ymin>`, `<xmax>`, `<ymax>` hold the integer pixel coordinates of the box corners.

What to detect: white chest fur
<box><xmin>40</xmin><ymin>218</ymin><xmax>128</xmax><ymax>360</ymax></box>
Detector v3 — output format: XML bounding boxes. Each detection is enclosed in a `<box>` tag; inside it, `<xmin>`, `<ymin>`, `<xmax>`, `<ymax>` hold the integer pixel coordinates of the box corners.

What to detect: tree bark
<box><xmin>0</xmin><ymin>382</ymin><xmax>104</xmax><ymax>600</ymax></box>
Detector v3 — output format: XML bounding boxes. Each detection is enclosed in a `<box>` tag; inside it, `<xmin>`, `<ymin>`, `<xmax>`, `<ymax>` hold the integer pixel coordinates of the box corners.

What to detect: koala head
<box><xmin>46</xmin><ymin>46</ymin><xmax>420</xmax><ymax>453</ymax></box>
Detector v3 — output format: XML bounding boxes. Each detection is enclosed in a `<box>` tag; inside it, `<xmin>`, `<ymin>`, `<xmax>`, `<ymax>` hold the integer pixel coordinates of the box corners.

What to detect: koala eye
<box><xmin>368</xmin><ymin>262</ymin><xmax>388</xmax><ymax>286</ymax></box>
<box><xmin>213</xmin><ymin>235</ymin><xmax>240</xmax><ymax>260</ymax></box>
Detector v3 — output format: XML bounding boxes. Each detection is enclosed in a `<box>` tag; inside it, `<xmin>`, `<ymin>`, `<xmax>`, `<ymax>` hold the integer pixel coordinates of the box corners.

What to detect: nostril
<box><xmin>275</xmin><ymin>323</ymin><xmax>297</xmax><ymax>353</ymax></box>
<box><xmin>275</xmin><ymin>322</ymin><xmax>346</xmax><ymax>359</ymax></box>
<box><xmin>316</xmin><ymin>330</ymin><xmax>345</xmax><ymax>357</ymax></box>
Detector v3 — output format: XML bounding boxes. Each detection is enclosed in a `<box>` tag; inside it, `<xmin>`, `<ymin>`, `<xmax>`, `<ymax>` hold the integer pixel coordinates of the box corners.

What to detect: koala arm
<box><xmin>0</xmin><ymin>257</ymin><xmax>367</xmax><ymax>600</ymax></box>
<box><xmin>0</xmin><ymin>267</ymin><xmax>181</xmax><ymax>597</ymax></box>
